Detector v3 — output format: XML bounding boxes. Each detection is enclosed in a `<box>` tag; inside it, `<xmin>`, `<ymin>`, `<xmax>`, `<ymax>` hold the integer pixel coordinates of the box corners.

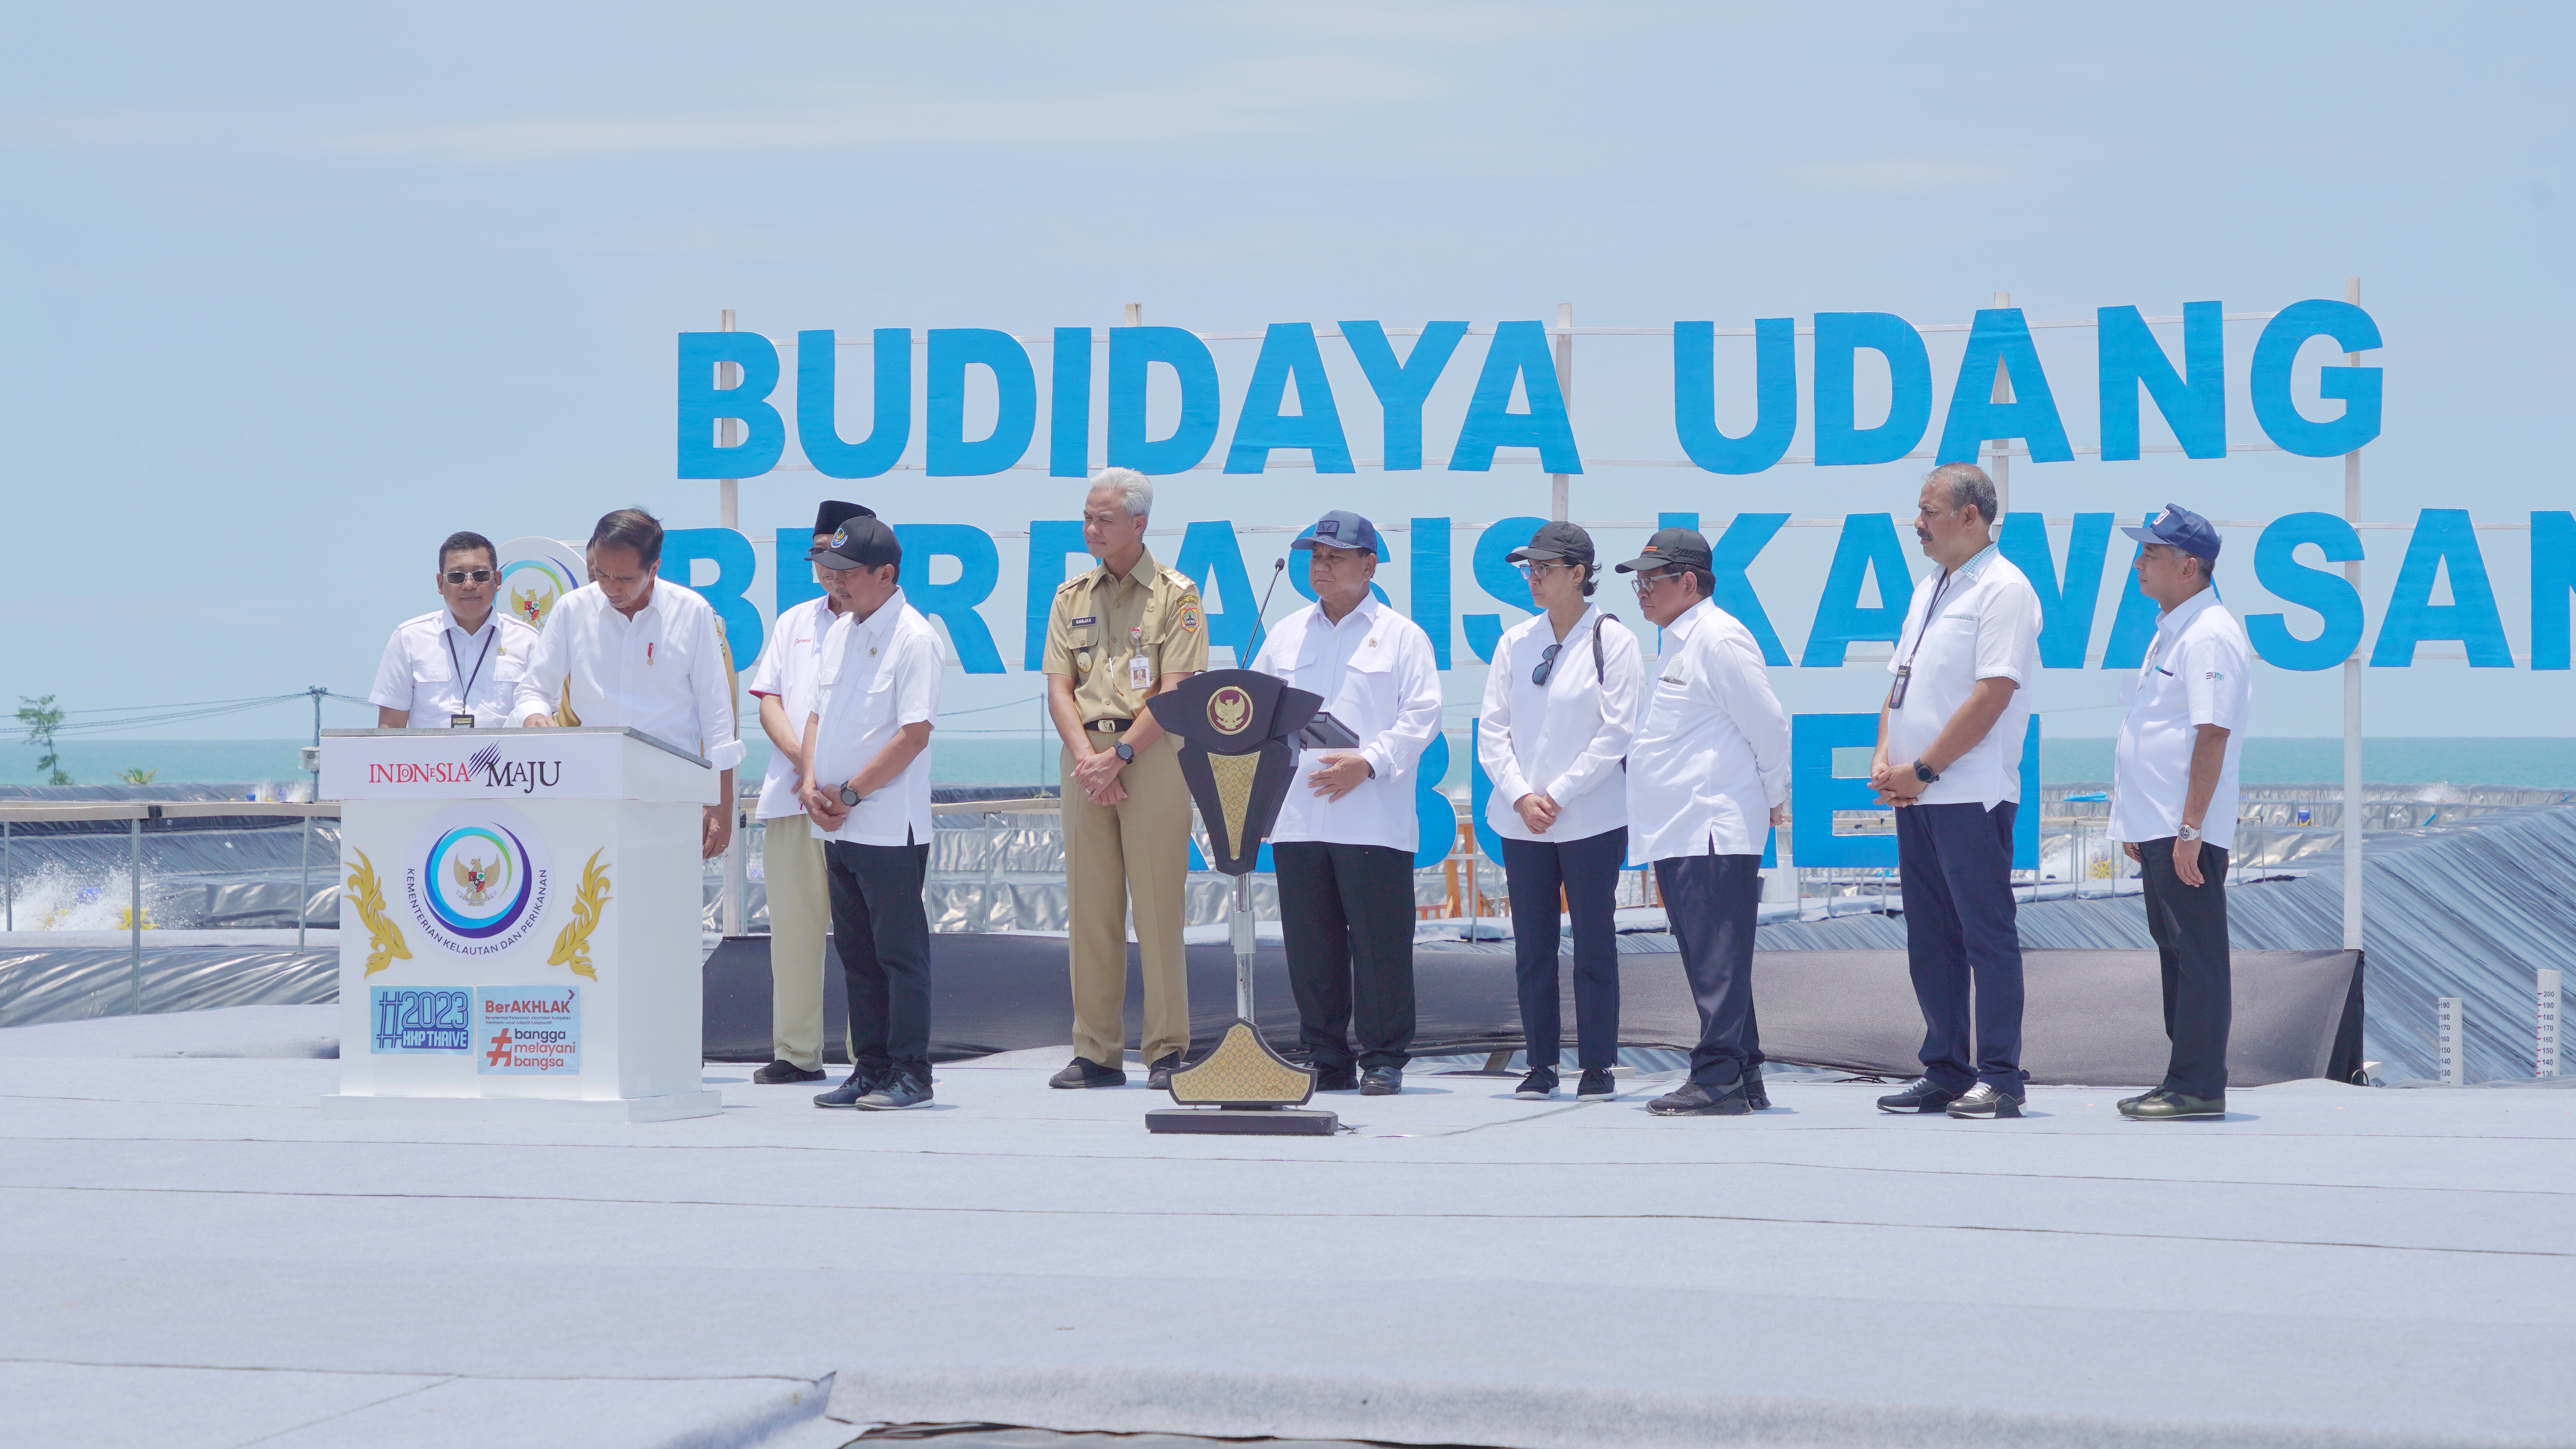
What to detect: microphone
<box><xmin>1246</xmin><ymin>556</ymin><xmax>1287</xmax><ymax>660</ymax></box>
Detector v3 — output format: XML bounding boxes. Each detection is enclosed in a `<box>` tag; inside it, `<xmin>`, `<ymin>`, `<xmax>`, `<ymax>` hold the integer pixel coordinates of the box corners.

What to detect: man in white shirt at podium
<box><xmin>797</xmin><ymin>515</ymin><xmax>943</xmax><ymax>1112</ymax></box>
<box><xmin>516</xmin><ymin>508</ymin><xmax>747</xmax><ymax>859</ymax></box>
<box><xmin>370</xmin><ymin>530</ymin><xmax>539</xmax><ymax>729</ymax></box>
<box><xmin>744</xmin><ymin>499</ymin><xmax>875</xmax><ymax>1086</ymax></box>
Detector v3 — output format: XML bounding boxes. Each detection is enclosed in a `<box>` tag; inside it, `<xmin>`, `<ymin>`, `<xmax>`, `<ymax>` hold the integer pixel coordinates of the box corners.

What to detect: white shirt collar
<box><xmin>2156</xmin><ymin>585</ymin><xmax>2217</xmax><ymax>638</ymax></box>
<box><xmin>1315</xmin><ymin>592</ymin><xmax>1382</xmax><ymax>631</ymax></box>
<box><xmin>851</xmin><ymin>588</ymin><xmax>908</xmax><ymax>640</ymax></box>
<box><xmin>1662</xmin><ymin>597</ymin><xmax>1716</xmax><ymax>643</ymax></box>
<box><xmin>440</xmin><ymin>607</ymin><xmax>496</xmax><ymax>637</ymax></box>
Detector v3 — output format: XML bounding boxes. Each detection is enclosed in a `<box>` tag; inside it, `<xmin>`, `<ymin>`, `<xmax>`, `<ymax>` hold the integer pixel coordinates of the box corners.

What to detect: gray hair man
<box><xmin>1869</xmin><ymin>464</ymin><xmax>2044</xmax><ymax>1120</ymax></box>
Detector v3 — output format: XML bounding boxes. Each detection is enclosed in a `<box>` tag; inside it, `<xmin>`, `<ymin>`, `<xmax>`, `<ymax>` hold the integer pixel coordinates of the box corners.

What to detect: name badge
<box><xmin>450</xmin><ymin>713</ymin><xmax>477</xmax><ymax>729</ymax></box>
<box><xmin>1129</xmin><ymin>654</ymin><xmax>1152</xmax><ymax>690</ymax></box>
<box><xmin>1071</xmin><ymin>616</ymin><xmax>1097</xmax><ymax>627</ymax></box>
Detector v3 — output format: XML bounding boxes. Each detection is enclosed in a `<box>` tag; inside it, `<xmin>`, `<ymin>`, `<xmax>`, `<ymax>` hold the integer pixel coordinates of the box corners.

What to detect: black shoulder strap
<box><xmin>1593</xmin><ymin>610</ymin><xmax>1625</xmax><ymax>682</ymax></box>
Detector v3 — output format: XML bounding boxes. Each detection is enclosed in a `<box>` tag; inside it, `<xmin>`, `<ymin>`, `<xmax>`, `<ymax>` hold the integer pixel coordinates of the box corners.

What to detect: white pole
<box><xmin>718</xmin><ymin>309</ymin><xmax>740</xmax><ymax>531</ymax></box>
<box><xmin>1550</xmin><ymin>303</ymin><xmax>1573</xmax><ymax>522</ymax></box>
<box><xmin>1988</xmin><ymin>291</ymin><xmax>2011</xmax><ymax>532</ymax></box>
<box><xmin>2539</xmin><ymin>968</ymin><xmax>2562</xmax><ymax>1078</ymax></box>
<box><xmin>2341</xmin><ymin>277</ymin><xmax>2364</xmax><ymax>954</ymax></box>
<box><xmin>2436</xmin><ymin>996</ymin><xmax>2465</xmax><ymax>1085</ymax></box>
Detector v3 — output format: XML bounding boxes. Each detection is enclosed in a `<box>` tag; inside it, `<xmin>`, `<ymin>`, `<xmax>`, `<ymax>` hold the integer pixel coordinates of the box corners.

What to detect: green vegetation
<box><xmin>15</xmin><ymin>695</ymin><xmax>70</xmax><ymax>785</ymax></box>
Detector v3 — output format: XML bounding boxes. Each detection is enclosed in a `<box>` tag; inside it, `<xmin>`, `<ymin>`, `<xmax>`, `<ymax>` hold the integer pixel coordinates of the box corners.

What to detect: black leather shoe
<box><xmin>1146</xmin><ymin>1053</ymin><xmax>1182</xmax><ymax>1091</ymax></box>
<box><xmin>1575</xmin><ymin>1067</ymin><xmax>1616</xmax><ymax>1099</ymax></box>
<box><xmin>813</xmin><ymin>1067</ymin><xmax>887</xmax><ymax>1108</ymax></box>
<box><xmin>1359</xmin><ymin>1066</ymin><xmax>1403</xmax><ymax>1096</ymax></box>
<box><xmin>1648</xmin><ymin>1080</ymin><xmax>1749</xmax><ymax>1116</ymax></box>
<box><xmin>1946</xmin><ymin>1082</ymin><xmax>2026</xmax><ymax>1119</ymax></box>
<box><xmin>1048</xmin><ymin>1056</ymin><xmax>1127</xmax><ymax>1089</ymax></box>
<box><xmin>754</xmin><ymin>1059</ymin><xmax>825</xmax><ymax>1085</ymax></box>
<box><xmin>1514</xmin><ymin>1067</ymin><xmax>1558</xmax><ymax>1099</ymax></box>
<box><xmin>1876</xmin><ymin>1077</ymin><xmax>1959</xmax><ymax>1114</ymax></box>
<box><xmin>2120</xmin><ymin>1088</ymin><xmax>2224</xmax><ymax>1120</ymax></box>
<box><xmin>1744</xmin><ymin>1062</ymin><xmax>1769</xmax><ymax>1111</ymax></box>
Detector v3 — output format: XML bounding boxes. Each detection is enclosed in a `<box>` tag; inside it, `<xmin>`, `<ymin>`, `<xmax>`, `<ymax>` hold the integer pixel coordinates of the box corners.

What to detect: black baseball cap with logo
<box><xmin>1290</xmin><ymin>509</ymin><xmax>1382</xmax><ymax>555</ymax></box>
<box><xmin>814</xmin><ymin>500</ymin><xmax>876</xmax><ymax>537</ymax></box>
<box><xmin>1614</xmin><ymin>526</ymin><xmax>1713</xmax><ymax>574</ymax></box>
<box><xmin>1508</xmin><ymin>520</ymin><xmax>1596</xmax><ymax>567</ymax></box>
<box><xmin>808</xmin><ymin>515</ymin><xmax>900</xmax><ymax>570</ymax></box>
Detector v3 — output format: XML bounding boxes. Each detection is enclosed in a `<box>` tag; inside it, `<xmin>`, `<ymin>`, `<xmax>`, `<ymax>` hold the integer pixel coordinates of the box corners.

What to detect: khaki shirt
<box><xmin>1042</xmin><ymin>548</ymin><xmax>1208</xmax><ymax>722</ymax></box>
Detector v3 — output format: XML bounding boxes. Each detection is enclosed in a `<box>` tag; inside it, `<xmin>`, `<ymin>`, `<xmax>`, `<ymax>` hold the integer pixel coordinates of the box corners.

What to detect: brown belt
<box><xmin>1084</xmin><ymin>718</ymin><xmax>1132</xmax><ymax>734</ymax></box>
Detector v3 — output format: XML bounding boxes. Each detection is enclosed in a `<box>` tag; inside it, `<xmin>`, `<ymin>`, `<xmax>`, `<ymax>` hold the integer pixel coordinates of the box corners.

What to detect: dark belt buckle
<box><xmin>1088</xmin><ymin>718</ymin><xmax>1129</xmax><ymax>734</ymax></box>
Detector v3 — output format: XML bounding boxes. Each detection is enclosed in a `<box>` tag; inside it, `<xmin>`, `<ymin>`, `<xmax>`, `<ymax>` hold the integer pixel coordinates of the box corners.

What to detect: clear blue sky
<box><xmin>3</xmin><ymin>2</ymin><xmax>2567</xmax><ymax>743</ymax></box>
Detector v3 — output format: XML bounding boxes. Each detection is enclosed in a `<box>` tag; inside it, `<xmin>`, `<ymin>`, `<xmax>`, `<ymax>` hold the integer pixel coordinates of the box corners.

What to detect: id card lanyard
<box><xmin>1128</xmin><ymin>624</ymin><xmax>1152</xmax><ymax>691</ymax></box>
<box><xmin>445</xmin><ymin>624</ymin><xmax>496</xmax><ymax>715</ymax></box>
<box><xmin>1884</xmin><ymin>569</ymin><xmax>1955</xmax><ymax>711</ymax></box>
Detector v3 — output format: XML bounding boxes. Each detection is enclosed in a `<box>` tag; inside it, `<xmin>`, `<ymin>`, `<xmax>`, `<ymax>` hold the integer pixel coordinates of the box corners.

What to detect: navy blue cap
<box><xmin>808</xmin><ymin>515</ymin><xmax>899</xmax><ymax>569</ymax></box>
<box><xmin>1290</xmin><ymin>510</ymin><xmax>1382</xmax><ymax>555</ymax></box>
<box><xmin>2121</xmin><ymin>504</ymin><xmax>2221</xmax><ymax>565</ymax></box>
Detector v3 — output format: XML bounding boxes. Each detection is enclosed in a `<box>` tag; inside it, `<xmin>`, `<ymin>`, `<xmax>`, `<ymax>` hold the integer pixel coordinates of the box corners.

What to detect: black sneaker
<box><xmin>2119</xmin><ymin>1088</ymin><xmax>2225</xmax><ymax>1120</ymax></box>
<box><xmin>1359</xmin><ymin>1066</ymin><xmax>1403</xmax><ymax>1096</ymax></box>
<box><xmin>1648</xmin><ymin>1080</ymin><xmax>1749</xmax><ymax>1116</ymax></box>
<box><xmin>755</xmin><ymin>1059</ymin><xmax>826</xmax><ymax>1085</ymax></box>
<box><xmin>856</xmin><ymin>1072</ymin><xmax>933</xmax><ymax>1110</ymax></box>
<box><xmin>1146</xmin><ymin>1053</ymin><xmax>1182</xmax><ymax>1091</ymax></box>
<box><xmin>1876</xmin><ymin>1077</ymin><xmax>1959</xmax><ymax>1114</ymax></box>
<box><xmin>1048</xmin><ymin>1055</ymin><xmax>1127</xmax><ymax>1089</ymax></box>
<box><xmin>1575</xmin><ymin>1068</ymin><xmax>1616</xmax><ymax>1099</ymax></box>
<box><xmin>1514</xmin><ymin>1067</ymin><xmax>1558</xmax><ymax>1099</ymax></box>
<box><xmin>1744</xmin><ymin>1063</ymin><xmax>1769</xmax><ymax>1110</ymax></box>
<box><xmin>1311</xmin><ymin>1064</ymin><xmax>1359</xmax><ymax>1092</ymax></box>
<box><xmin>1945</xmin><ymin>1082</ymin><xmax>2026</xmax><ymax>1119</ymax></box>
<box><xmin>813</xmin><ymin>1067</ymin><xmax>887</xmax><ymax>1108</ymax></box>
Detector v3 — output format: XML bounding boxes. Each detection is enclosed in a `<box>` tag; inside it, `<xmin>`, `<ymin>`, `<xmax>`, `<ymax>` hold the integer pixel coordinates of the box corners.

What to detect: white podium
<box><xmin>318</xmin><ymin>726</ymin><xmax>722</xmax><ymax>1122</ymax></box>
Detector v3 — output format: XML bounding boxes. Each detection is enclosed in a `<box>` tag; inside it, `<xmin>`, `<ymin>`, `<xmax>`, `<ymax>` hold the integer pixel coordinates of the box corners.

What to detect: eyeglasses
<box><xmin>1630</xmin><ymin>570</ymin><xmax>1680</xmax><ymax>595</ymax></box>
<box><xmin>1516</xmin><ymin>561</ymin><xmax>1577</xmax><ymax>582</ymax></box>
<box><xmin>1531</xmin><ymin>641</ymin><xmax>1563</xmax><ymax>686</ymax></box>
<box><xmin>442</xmin><ymin>568</ymin><xmax>494</xmax><ymax>585</ymax></box>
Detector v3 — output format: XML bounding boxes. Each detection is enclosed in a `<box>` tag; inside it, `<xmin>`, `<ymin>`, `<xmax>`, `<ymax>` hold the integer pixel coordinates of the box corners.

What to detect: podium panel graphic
<box><xmin>320</xmin><ymin>727</ymin><xmax>722</xmax><ymax>1122</ymax></box>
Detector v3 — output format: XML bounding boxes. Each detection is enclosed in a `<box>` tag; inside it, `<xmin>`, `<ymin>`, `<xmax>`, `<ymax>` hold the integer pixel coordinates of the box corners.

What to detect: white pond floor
<box><xmin>3</xmin><ymin>1005</ymin><xmax>2571</xmax><ymax>1449</ymax></box>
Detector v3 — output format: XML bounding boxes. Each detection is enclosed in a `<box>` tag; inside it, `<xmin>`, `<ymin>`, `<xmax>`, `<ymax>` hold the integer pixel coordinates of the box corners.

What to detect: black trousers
<box><xmin>1895</xmin><ymin>800</ymin><xmax>2024</xmax><ymax>1093</ymax></box>
<box><xmin>1654</xmin><ymin>851</ymin><xmax>1765</xmax><ymax>1090</ymax></box>
<box><xmin>2137</xmin><ymin>837</ymin><xmax>2233</xmax><ymax>1099</ymax></box>
<box><xmin>1500</xmin><ymin>829</ymin><xmax>1626</xmax><ymax>1072</ymax></box>
<box><xmin>1273</xmin><ymin>840</ymin><xmax>1416</xmax><ymax>1071</ymax></box>
<box><xmin>823</xmin><ymin>837</ymin><xmax>933</xmax><ymax>1079</ymax></box>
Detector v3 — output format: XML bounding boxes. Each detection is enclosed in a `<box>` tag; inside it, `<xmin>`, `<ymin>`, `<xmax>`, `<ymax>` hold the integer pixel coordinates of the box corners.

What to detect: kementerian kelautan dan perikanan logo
<box><xmin>405</xmin><ymin>803</ymin><xmax>553</xmax><ymax>957</ymax></box>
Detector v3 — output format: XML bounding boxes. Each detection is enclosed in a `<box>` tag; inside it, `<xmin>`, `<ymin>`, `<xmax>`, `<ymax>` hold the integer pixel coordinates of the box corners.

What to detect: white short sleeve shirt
<box><xmin>1477</xmin><ymin>606</ymin><xmax>1640</xmax><ymax>845</ymax></box>
<box><xmin>368</xmin><ymin>609</ymin><xmax>539</xmax><ymax>728</ymax></box>
<box><xmin>806</xmin><ymin>591</ymin><xmax>942</xmax><ymax>848</ymax></box>
<box><xmin>1884</xmin><ymin>545</ymin><xmax>2042</xmax><ymax>809</ymax></box>
<box><xmin>1248</xmin><ymin>595</ymin><xmax>1443</xmax><ymax>853</ymax></box>
<box><xmin>1624</xmin><ymin>598</ymin><xmax>1791</xmax><ymax>861</ymax></box>
<box><xmin>745</xmin><ymin>595</ymin><xmax>841</xmax><ymax>820</ymax></box>
<box><xmin>2109</xmin><ymin>588</ymin><xmax>2253</xmax><ymax>850</ymax></box>
<box><xmin>512</xmin><ymin>580</ymin><xmax>747</xmax><ymax>771</ymax></box>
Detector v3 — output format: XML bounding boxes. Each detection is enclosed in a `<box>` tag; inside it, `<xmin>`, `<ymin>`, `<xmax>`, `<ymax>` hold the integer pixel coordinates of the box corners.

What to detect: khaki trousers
<box><xmin>762</xmin><ymin>811</ymin><xmax>834</xmax><ymax>1069</ymax></box>
<box><xmin>1062</xmin><ymin>736</ymin><xmax>1192</xmax><ymax>1067</ymax></box>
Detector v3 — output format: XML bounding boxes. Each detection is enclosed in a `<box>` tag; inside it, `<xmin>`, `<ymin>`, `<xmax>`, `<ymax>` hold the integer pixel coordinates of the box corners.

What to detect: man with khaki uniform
<box><xmin>1043</xmin><ymin>467</ymin><xmax>1207</xmax><ymax>1091</ymax></box>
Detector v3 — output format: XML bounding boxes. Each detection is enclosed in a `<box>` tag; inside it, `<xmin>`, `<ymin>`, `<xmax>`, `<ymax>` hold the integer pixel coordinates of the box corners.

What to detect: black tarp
<box><xmin>703</xmin><ymin>935</ymin><xmax>2362</xmax><ymax>1086</ymax></box>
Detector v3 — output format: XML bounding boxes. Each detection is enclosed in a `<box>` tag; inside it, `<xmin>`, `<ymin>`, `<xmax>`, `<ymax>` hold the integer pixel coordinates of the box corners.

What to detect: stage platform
<box><xmin>4</xmin><ymin>1006</ymin><xmax>2570</xmax><ymax>1449</ymax></box>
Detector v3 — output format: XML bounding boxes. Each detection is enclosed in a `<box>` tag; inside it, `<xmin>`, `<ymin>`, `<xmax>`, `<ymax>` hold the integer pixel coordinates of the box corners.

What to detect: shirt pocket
<box><xmin>1336</xmin><ymin>645</ymin><xmax>1400</xmax><ymax>726</ymax></box>
<box><xmin>410</xmin><ymin>648</ymin><xmax>455</xmax><ymax>684</ymax></box>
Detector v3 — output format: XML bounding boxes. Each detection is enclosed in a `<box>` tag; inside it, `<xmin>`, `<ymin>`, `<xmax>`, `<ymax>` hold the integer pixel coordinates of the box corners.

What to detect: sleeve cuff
<box><xmin>706</xmin><ymin>740</ymin><xmax>747</xmax><ymax>771</ymax></box>
<box><xmin>1974</xmin><ymin>666</ymin><xmax>2026</xmax><ymax>685</ymax></box>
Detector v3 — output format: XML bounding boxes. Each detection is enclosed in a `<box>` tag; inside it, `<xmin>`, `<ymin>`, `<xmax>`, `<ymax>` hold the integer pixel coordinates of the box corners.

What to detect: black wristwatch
<box><xmin>1113</xmin><ymin>740</ymin><xmax>1134</xmax><ymax>764</ymax></box>
<box><xmin>1912</xmin><ymin>760</ymin><xmax>1941</xmax><ymax>784</ymax></box>
<box><xmin>839</xmin><ymin>783</ymin><xmax>863</xmax><ymax>806</ymax></box>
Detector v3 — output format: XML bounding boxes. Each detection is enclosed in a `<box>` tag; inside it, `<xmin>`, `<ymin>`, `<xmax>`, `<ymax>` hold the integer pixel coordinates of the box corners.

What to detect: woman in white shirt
<box><xmin>1475</xmin><ymin>522</ymin><xmax>1643</xmax><ymax>1100</ymax></box>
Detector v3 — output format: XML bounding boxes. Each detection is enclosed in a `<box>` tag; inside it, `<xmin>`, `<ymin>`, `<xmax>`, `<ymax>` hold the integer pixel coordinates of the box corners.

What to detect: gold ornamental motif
<box><xmin>1206</xmin><ymin>751</ymin><xmax>1260</xmax><ymax>859</ymax></box>
<box><xmin>345</xmin><ymin>849</ymin><xmax>412</xmax><ymax>977</ymax></box>
<box><xmin>1207</xmin><ymin>684</ymin><xmax>1253</xmax><ymax>736</ymax></box>
<box><xmin>1168</xmin><ymin>1021</ymin><xmax>1314</xmax><ymax>1105</ymax></box>
<box><xmin>546</xmin><ymin>850</ymin><xmax>611</xmax><ymax>980</ymax></box>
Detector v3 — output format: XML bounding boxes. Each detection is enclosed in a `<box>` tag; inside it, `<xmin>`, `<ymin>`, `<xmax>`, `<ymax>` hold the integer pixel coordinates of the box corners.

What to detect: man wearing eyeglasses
<box><xmin>1617</xmin><ymin>526</ymin><xmax>1791</xmax><ymax>1116</ymax></box>
<box><xmin>1249</xmin><ymin>510</ymin><xmax>1442</xmax><ymax>1097</ymax></box>
<box><xmin>1868</xmin><ymin>464</ymin><xmax>2043</xmax><ymax>1121</ymax></box>
<box><xmin>369</xmin><ymin>530</ymin><xmax>539</xmax><ymax>729</ymax></box>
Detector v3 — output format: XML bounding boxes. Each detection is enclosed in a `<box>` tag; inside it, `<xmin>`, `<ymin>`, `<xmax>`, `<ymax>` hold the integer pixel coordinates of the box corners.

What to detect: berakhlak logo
<box><xmin>405</xmin><ymin>803</ymin><xmax>553</xmax><ymax>958</ymax></box>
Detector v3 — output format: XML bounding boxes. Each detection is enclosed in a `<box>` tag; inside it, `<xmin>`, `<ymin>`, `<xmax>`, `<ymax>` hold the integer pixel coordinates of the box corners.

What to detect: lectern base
<box><xmin>1146</xmin><ymin>1107</ymin><xmax>1339</xmax><ymax>1136</ymax></box>
<box><xmin>322</xmin><ymin>1089</ymin><xmax>723</xmax><ymax>1124</ymax></box>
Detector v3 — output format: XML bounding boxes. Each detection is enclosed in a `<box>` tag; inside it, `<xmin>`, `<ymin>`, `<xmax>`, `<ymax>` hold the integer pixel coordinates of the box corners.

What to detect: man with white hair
<box><xmin>1041</xmin><ymin>467</ymin><xmax>1208</xmax><ymax>1091</ymax></box>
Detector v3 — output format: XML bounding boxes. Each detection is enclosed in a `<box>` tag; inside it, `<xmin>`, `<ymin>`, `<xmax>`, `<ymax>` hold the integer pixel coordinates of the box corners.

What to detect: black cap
<box><xmin>2120</xmin><ymin>503</ymin><xmax>2221</xmax><ymax>565</ymax></box>
<box><xmin>808</xmin><ymin>515</ymin><xmax>899</xmax><ymax>570</ymax></box>
<box><xmin>1613</xmin><ymin>526</ymin><xmax>1713</xmax><ymax>574</ymax></box>
<box><xmin>1507</xmin><ymin>521</ymin><xmax>1595</xmax><ymax>567</ymax></box>
<box><xmin>814</xmin><ymin>500</ymin><xmax>875</xmax><ymax>537</ymax></box>
<box><xmin>1289</xmin><ymin>509</ymin><xmax>1382</xmax><ymax>555</ymax></box>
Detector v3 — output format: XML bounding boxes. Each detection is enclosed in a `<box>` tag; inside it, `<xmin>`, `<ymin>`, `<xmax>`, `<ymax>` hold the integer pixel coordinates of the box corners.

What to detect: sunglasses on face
<box><xmin>443</xmin><ymin>568</ymin><xmax>494</xmax><ymax>585</ymax></box>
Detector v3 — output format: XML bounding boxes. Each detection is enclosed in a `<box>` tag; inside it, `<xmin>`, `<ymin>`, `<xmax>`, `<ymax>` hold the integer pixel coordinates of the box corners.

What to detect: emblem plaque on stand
<box><xmin>1144</xmin><ymin>670</ymin><xmax>1338</xmax><ymax>1136</ymax></box>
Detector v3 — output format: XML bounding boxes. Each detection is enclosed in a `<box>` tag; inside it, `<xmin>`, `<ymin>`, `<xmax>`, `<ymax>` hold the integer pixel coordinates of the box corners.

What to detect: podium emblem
<box><xmin>1207</xmin><ymin>684</ymin><xmax>1253</xmax><ymax>736</ymax></box>
<box><xmin>407</xmin><ymin>804</ymin><xmax>554</xmax><ymax>957</ymax></box>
